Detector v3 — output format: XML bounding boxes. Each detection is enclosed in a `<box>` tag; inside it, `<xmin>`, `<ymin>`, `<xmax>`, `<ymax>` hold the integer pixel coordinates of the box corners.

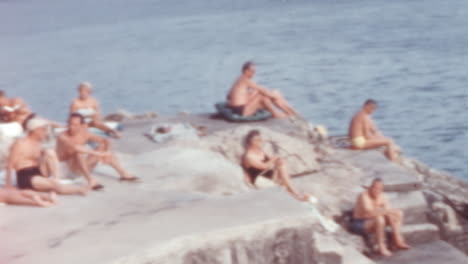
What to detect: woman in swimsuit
<box><xmin>242</xmin><ymin>129</ymin><xmax>308</xmax><ymax>201</ymax></box>
<box><xmin>70</xmin><ymin>82</ymin><xmax>120</xmax><ymax>138</ymax></box>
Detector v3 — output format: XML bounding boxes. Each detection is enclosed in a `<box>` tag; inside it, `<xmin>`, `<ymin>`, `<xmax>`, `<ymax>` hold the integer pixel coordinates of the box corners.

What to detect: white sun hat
<box><xmin>26</xmin><ymin>118</ymin><xmax>49</xmax><ymax>132</ymax></box>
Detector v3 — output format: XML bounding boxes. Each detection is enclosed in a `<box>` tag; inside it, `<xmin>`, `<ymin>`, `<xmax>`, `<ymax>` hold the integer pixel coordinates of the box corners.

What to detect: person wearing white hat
<box><xmin>5</xmin><ymin>118</ymin><xmax>88</xmax><ymax>195</ymax></box>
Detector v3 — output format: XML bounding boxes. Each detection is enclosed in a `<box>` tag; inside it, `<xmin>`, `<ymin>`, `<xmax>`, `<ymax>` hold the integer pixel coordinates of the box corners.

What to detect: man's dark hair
<box><xmin>364</xmin><ymin>99</ymin><xmax>377</xmax><ymax>106</ymax></box>
<box><xmin>245</xmin><ymin>129</ymin><xmax>261</xmax><ymax>147</ymax></box>
<box><xmin>371</xmin><ymin>178</ymin><xmax>383</xmax><ymax>186</ymax></box>
<box><xmin>69</xmin><ymin>113</ymin><xmax>85</xmax><ymax>124</ymax></box>
<box><xmin>242</xmin><ymin>61</ymin><xmax>254</xmax><ymax>73</ymax></box>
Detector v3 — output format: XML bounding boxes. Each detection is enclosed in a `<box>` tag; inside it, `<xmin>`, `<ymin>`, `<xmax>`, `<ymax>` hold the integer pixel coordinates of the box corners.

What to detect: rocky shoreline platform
<box><xmin>1</xmin><ymin>112</ymin><xmax>468</xmax><ymax>264</ymax></box>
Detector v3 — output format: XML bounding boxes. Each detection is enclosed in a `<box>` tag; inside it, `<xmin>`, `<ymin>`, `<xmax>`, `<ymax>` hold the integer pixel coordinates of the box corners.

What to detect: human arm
<box><xmin>5</xmin><ymin>142</ymin><xmax>20</xmax><ymax>189</ymax></box>
<box><xmin>359</xmin><ymin>194</ymin><xmax>391</xmax><ymax>219</ymax></box>
<box><xmin>58</xmin><ymin>134</ymin><xmax>109</xmax><ymax>157</ymax></box>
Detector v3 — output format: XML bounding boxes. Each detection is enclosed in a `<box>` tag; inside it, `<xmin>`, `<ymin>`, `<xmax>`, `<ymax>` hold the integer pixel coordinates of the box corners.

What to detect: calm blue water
<box><xmin>0</xmin><ymin>0</ymin><xmax>467</xmax><ymax>180</ymax></box>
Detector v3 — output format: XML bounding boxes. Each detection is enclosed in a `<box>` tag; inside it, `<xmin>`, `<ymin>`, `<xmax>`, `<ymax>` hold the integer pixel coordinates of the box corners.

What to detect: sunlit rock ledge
<box><xmin>1</xmin><ymin>111</ymin><xmax>467</xmax><ymax>264</ymax></box>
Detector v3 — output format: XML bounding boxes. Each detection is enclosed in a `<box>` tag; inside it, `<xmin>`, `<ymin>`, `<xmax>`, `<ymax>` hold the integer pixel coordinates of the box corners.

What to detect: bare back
<box><xmin>228</xmin><ymin>76</ymin><xmax>251</xmax><ymax>106</ymax></box>
<box><xmin>70</xmin><ymin>97</ymin><xmax>99</xmax><ymax>114</ymax></box>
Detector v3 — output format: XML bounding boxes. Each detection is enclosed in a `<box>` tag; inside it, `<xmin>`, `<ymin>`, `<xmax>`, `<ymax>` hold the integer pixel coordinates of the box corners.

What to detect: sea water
<box><xmin>0</xmin><ymin>0</ymin><xmax>467</xmax><ymax>179</ymax></box>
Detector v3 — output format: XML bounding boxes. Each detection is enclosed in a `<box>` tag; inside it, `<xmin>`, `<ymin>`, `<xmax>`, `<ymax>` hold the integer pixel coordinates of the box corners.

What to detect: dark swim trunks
<box><xmin>350</xmin><ymin>218</ymin><xmax>368</xmax><ymax>235</ymax></box>
<box><xmin>229</xmin><ymin>105</ymin><xmax>245</xmax><ymax>115</ymax></box>
<box><xmin>245</xmin><ymin>167</ymin><xmax>274</xmax><ymax>183</ymax></box>
<box><xmin>16</xmin><ymin>167</ymin><xmax>42</xmax><ymax>189</ymax></box>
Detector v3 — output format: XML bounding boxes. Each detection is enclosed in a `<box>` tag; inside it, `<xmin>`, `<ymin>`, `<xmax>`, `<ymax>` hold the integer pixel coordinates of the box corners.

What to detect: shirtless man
<box><xmin>0</xmin><ymin>188</ymin><xmax>57</xmax><ymax>207</ymax></box>
<box><xmin>70</xmin><ymin>82</ymin><xmax>120</xmax><ymax>138</ymax></box>
<box><xmin>5</xmin><ymin>118</ymin><xmax>88</xmax><ymax>195</ymax></box>
<box><xmin>0</xmin><ymin>90</ymin><xmax>32</xmax><ymax>124</ymax></box>
<box><xmin>352</xmin><ymin>178</ymin><xmax>410</xmax><ymax>256</ymax></box>
<box><xmin>56</xmin><ymin>113</ymin><xmax>138</xmax><ymax>190</ymax></box>
<box><xmin>348</xmin><ymin>99</ymin><xmax>398</xmax><ymax>161</ymax></box>
<box><xmin>227</xmin><ymin>61</ymin><xmax>298</xmax><ymax>118</ymax></box>
<box><xmin>242</xmin><ymin>129</ymin><xmax>309</xmax><ymax>201</ymax></box>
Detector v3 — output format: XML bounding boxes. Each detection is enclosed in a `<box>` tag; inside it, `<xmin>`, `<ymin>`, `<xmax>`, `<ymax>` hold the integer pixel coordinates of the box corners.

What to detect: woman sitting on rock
<box><xmin>242</xmin><ymin>129</ymin><xmax>309</xmax><ymax>201</ymax></box>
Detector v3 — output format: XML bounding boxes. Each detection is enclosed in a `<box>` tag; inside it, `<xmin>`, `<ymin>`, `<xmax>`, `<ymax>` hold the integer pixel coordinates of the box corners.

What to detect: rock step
<box><xmin>376</xmin><ymin>240</ymin><xmax>468</xmax><ymax>264</ymax></box>
<box><xmin>401</xmin><ymin>223</ymin><xmax>439</xmax><ymax>245</ymax></box>
<box><xmin>314</xmin><ymin>233</ymin><xmax>376</xmax><ymax>264</ymax></box>
<box><xmin>336</xmin><ymin>150</ymin><xmax>423</xmax><ymax>193</ymax></box>
<box><xmin>387</xmin><ymin>191</ymin><xmax>429</xmax><ymax>225</ymax></box>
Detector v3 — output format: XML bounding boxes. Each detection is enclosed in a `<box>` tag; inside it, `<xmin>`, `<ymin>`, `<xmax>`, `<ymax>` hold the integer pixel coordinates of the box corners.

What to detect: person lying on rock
<box><xmin>242</xmin><ymin>129</ymin><xmax>308</xmax><ymax>201</ymax></box>
<box><xmin>227</xmin><ymin>61</ymin><xmax>299</xmax><ymax>119</ymax></box>
<box><xmin>70</xmin><ymin>82</ymin><xmax>120</xmax><ymax>138</ymax></box>
<box><xmin>5</xmin><ymin>118</ymin><xmax>89</xmax><ymax>196</ymax></box>
<box><xmin>56</xmin><ymin>113</ymin><xmax>138</xmax><ymax>190</ymax></box>
<box><xmin>0</xmin><ymin>187</ymin><xmax>57</xmax><ymax>207</ymax></box>
<box><xmin>348</xmin><ymin>99</ymin><xmax>399</xmax><ymax>161</ymax></box>
<box><xmin>0</xmin><ymin>90</ymin><xmax>32</xmax><ymax>124</ymax></box>
<box><xmin>351</xmin><ymin>178</ymin><xmax>410</xmax><ymax>256</ymax></box>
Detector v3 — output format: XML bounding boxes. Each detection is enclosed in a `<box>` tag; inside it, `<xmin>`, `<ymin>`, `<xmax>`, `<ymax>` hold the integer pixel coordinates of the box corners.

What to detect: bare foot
<box><xmin>49</xmin><ymin>192</ymin><xmax>58</xmax><ymax>204</ymax></box>
<box><xmin>395</xmin><ymin>242</ymin><xmax>411</xmax><ymax>250</ymax></box>
<box><xmin>33</xmin><ymin>195</ymin><xmax>53</xmax><ymax>207</ymax></box>
<box><xmin>379</xmin><ymin>247</ymin><xmax>393</xmax><ymax>257</ymax></box>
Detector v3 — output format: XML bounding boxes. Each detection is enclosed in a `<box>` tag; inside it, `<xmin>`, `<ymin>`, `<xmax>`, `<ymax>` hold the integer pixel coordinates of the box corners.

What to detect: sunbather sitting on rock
<box><xmin>352</xmin><ymin>178</ymin><xmax>410</xmax><ymax>256</ymax></box>
<box><xmin>227</xmin><ymin>61</ymin><xmax>298</xmax><ymax>119</ymax></box>
<box><xmin>349</xmin><ymin>99</ymin><xmax>398</xmax><ymax>161</ymax></box>
<box><xmin>242</xmin><ymin>129</ymin><xmax>308</xmax><ymax>201</ymax></box>
<box><xmin>5</xmin><ymin>118</ymin><xmax>88</xmax><ymax>196</ymax></box>
<box><xmin>0</xmin><ymin>90</ymin><xmax>32</xmax><ymax>124</ymax></box>
<box><xmin>70</xmin><ymin>82</ymin><xmax>120</xmax><ymax>138</ymax></box>
<box><xmin>0</xmin><ymin>187</ymin><xmax>57</xmax><ymax>207</ymax></box>
<box><xmin>56</xmin><ymin>113</ymin><xmax>138</xmax><ymax>190</ymax></box>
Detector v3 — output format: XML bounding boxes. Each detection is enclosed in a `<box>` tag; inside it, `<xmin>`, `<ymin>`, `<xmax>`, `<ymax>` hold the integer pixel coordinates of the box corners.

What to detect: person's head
<box><xmin>241</xmin><ymin>61</ymin><xmax>256</xmax><ymax>78</ymax></box>
<box><xmin>78</xmin><ymin>82</ymin><xmax>92</xmax><ymax>99</ymax></box>
<box><xmin>0</xmin><ymin>90</ymin><xmax>7</xmax><ymax>105</ymax></box>
<box><xmin>363</xmin><ymin>99</ymin><xmax>377</xmax><ymax>114</ymax></box>
<box><xmin>368</xmin><ymin>178</ymin><xmax>384</xmax><ymax>198</ymax></box>
<box><xmin>245</xmin><ymin>129</ymin><xmax>262</xmax><ymax>149</ymax></box>
<box><xmin>0</xmin><ymin>90</ymin><xmax>5</xmax><ymax>98</ymax></box>
<box><xmin>67</xmin><ymin>113</ymin><xmax>86</xmax><ymax>135</ymax></box>
<box><xmin>26</xmin><ymin>118</ymin><xmax>49</xmax><ymax>141</ymax></box>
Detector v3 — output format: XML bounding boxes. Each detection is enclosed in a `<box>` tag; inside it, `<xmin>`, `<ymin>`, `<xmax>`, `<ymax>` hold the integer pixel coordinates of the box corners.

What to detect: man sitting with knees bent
<box><xmin>5</xmin><ymin>118</ymin><xmax>88</xmax><ymax>195</ymax></box>
<box><xmin>351</xmin><ymin>178</ymin><xmax>410</xmax><ymax>256</ymax></box>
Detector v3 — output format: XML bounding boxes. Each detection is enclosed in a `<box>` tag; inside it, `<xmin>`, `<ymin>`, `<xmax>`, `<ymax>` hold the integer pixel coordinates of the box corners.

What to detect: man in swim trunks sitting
<box><xmin>242</xmin><ymin>129</ymin><xmax>308</xmax><ymax>201</ymax></box>
<box><xmin>5</xmin><ymin>118</ymin><xmax>88</xmax><ymax>196</ymax></box>
<box><xmin>56</xmin><ymin>113</ymin><xmax>138</xmax><ymax>190</ymax></box>
<box><xmin>227</xmin><ymin>61</ymin><xmax>299</xmax><ymax>119</ymax></box>
<box><xmin>0</xmin><ymin>187</ymin><xmax>57</xmax><ymax>207</ymax></box>
<box><xmin>70</xmin><ymin>82</ymin><xmax>120</xmax><ymax>138</ymax></box>
<box><xmin>0</xmin><ymin>90</ymin><xmax>32</xmax><ymax>124</ymax></box>
<box><xmin>351</xmin><ymin>178</ymin><xmax>410</xmax><ymax>256</ymax></box>
<box><xmin>348</xmin><ymin>99</ymin><xmax>398</xmax><ymax>161</ymax></box>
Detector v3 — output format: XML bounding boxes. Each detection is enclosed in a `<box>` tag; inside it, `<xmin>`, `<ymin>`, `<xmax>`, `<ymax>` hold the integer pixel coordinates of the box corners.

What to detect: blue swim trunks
<box><xmin>350</xmin><ymin>218</ymin><xmax>368</xmax><ymax>235</ymax></box>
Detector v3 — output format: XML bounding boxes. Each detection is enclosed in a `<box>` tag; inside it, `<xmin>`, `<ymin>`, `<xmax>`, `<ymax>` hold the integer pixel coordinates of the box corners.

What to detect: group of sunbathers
<box><xmin>0</xmin><ymin>61</ymin><xmax>407</xmax><ymax>256</ymax></box>
<box><xmin>0</xmin><ymin>83</ymin><xmax>138</xmax><ymax>207</ymax></box>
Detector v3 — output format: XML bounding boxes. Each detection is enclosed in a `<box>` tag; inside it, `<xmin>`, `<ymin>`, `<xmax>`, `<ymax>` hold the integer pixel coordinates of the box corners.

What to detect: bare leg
<box><xmin>69</xmin><ymin>153</ymin><xmax>100</xmax><ymax>188</ymax></box>
<box><xmin>3</xmin><ymin>189</ymin><xmax>53</xmax><ymax>207</ymax></box>
<box><xmin>243</xmin><ymin>94</ymin><xmax>284</xmax><ymax>118</ymax></box>
<box><xmin>30</xmin><ymin>176</ymin><xmax>88</xmax><ymax>195</ymax></box>
<box><xmin>90</xmin><ymin>121</ymin><xmax>120</xmax><ymax>138</ymax></box>
<box><xmin>270</xmin><ymin>90</ymin><xmax>298</xmax><ymax>116</ymax></box>
<box><xmin>89</xmin><ymin>144</ymin><xmax>135</xmax><ymax>180</ymax></box>
<box><xmin>386</xmin><ymin>209</ymin><xmax>410</xmax><ymax>249</ymax></box>
<box><xmin>274</xmin><ymin>159</ymin><xmax>307</xmax><ymax>201</ymax></box>
<box><xmin>362</xmin><ymin>137</ymin><xmax>397</xmax><ymax>161</ymax></box>
<box><xmin>365</xmin><ymin>216</ymin><xmax>392</xmax><ymax>256</ymax></box>
<box><xmin>39</xmin><ymin>149</ymin><xmax>60</xmax><ymax>180</ymax></box>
